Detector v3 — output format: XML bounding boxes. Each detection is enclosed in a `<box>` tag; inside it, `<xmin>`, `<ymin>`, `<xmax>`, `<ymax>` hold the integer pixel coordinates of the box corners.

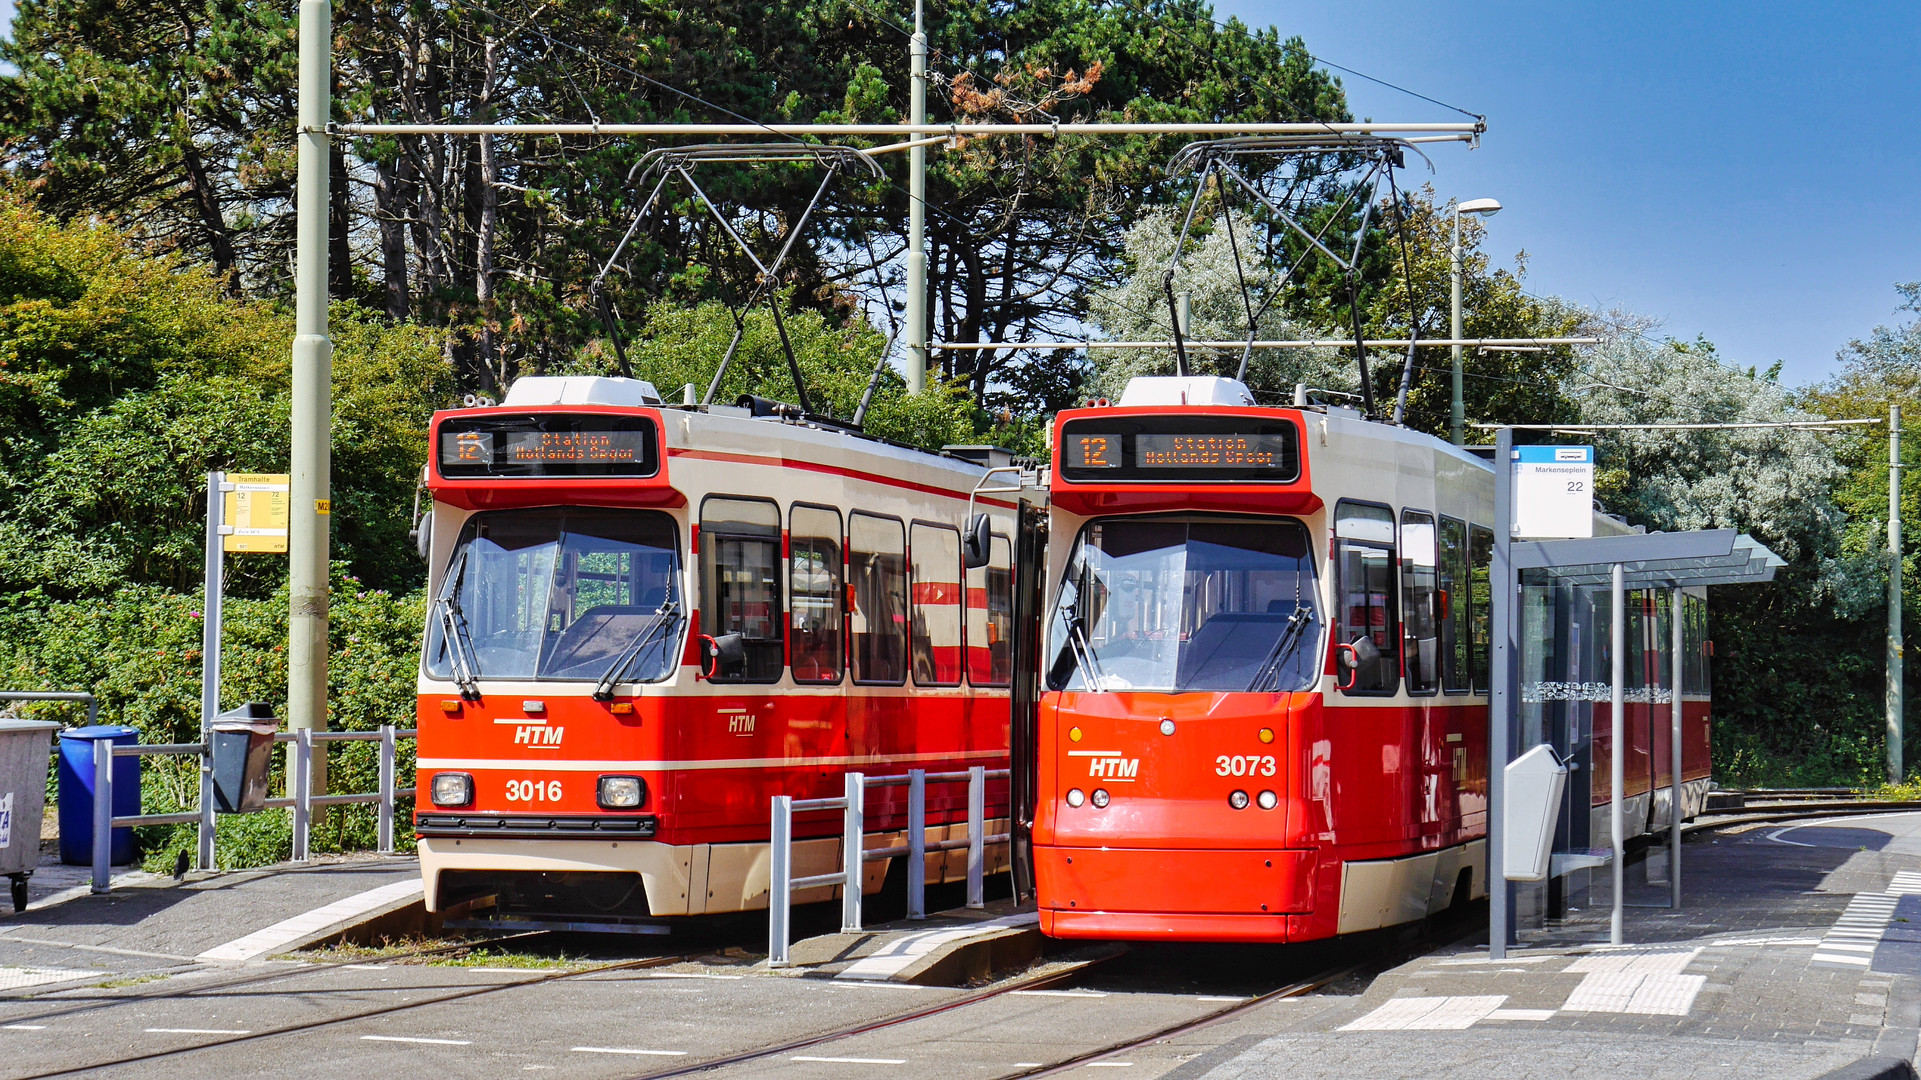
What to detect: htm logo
<box><xmin>513</xmin><ymin>725</ymin><xmax>564</xmax><ymax>746</ymax></box>
<box><xmin>727</xmin><ymin>714</ymin><xmax>756</xmax><ymax>735</ymax></box>
<box><xmin>1087</xmin><ymin>757</ymin><xmax>1139</xmax><ymax>779</ymax></box>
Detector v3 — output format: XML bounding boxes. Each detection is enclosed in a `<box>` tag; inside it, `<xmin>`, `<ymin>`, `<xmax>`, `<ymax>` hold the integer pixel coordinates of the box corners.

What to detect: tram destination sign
<box><xmin>438</xmin><ymin>414</ymin><xmax>660</xmax><ymax>478</ymax></box>
<box><xmin>1059</xmin><ymin>415</ymin><xmax>1301</xmax><ymax>483</ymax></box>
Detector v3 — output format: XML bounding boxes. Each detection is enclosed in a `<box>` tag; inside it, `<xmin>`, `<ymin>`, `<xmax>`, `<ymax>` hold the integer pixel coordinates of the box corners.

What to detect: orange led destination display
<box><xmin>1135</xmin><ymin>433</ymin><xmax>1291</xmax><ymax>468</ymax></box>
<box><xmin>438</xmin><ymin>415</ymin><xmax>660</xmax><ymax>478</ymax></box>
<box><xmin>1058</xmin><ymin>416</ymin><xmax>1300</xmax><ymax>483</ymax></box>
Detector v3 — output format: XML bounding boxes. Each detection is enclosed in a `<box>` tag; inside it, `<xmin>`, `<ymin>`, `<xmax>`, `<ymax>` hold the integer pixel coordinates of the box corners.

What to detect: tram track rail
<box><xmin>6</xmin><ymin>942</ymin><xmax>707</xmax><ymax>1080</ymax></box>
<box><xmin>1687</xmin><ymin>800</ymin><xmax>1921</xmax><ymax>835</ymax></box>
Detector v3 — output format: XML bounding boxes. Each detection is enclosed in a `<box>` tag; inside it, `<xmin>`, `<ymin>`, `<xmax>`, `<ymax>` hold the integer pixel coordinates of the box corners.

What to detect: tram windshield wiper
<box><xmin>1246</xmin><ymin>604</ymin><xmax>1315</xmax><ymax>693</ymax></box>
<box><xmin>592</xmin><ymin>598</ymin><xmax>681</xmax><ymax>702</ymax></box>
<box><xmin>1062</xmin><ymin>603</ymin><xmax>1109</xmax><ymax>692</ymax></box>
<box><xmin>433</xmin><ymin>548</ymin><xmax>482</xmax><ymax>700</ymax></box>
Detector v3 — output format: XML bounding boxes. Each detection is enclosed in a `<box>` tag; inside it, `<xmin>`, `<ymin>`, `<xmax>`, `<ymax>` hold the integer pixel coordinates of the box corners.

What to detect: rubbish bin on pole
<box><xmin>0</xmin><ymin>718</ymin><xmax>60</xmax><ymax>911</ymax></box>
<box><xmin>57</xmin><ymin>726</ymin><xmax>138</xmax><ymax>867</ymax></box>
<box><xmin>210</xmin><ymin>703</ymin><xmax>277</xmax><ymax>813</ymax></box>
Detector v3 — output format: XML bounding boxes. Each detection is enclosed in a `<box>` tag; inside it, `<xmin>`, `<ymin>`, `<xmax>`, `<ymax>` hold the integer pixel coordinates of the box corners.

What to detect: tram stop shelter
<box><xmin>1488</xmin><ymin>519</ymin><xmax>1784</xmax><ymax>960</ymax></box>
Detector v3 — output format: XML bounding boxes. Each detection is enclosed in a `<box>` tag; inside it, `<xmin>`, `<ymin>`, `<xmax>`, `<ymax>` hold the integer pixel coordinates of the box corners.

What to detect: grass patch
<box><xmin>427</xmin><ymin>947</ymin><xmax>576</xmax><ymax>970</ymax></box>
<box><xmin>290</xmin><ymin>936</ymin><xmax>576</xmax><ymax>969</ymax></box>
<box><xmin>92</xmin><ymin>974</ymin><xmax>168</xmax><ymax>989</ymax></box>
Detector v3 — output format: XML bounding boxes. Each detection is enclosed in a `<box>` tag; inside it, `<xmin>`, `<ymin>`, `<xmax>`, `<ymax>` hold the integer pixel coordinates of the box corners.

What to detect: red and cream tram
<box><xmin>1030</xmin><ymin>375</ymin><xmax>1711</xmax><ymax>943</ymax></box>
<box><xmin>412</xmin><ymin>376</ymin><xmax>1018</xmax><ymax>928</ymax></box>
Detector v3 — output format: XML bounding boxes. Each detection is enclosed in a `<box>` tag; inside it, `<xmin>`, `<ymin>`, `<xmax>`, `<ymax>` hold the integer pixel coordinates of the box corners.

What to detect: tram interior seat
<box><xmin>1176</xmin><ymin>611</ymin><xmax>1302</xmax><ymax>691</ymax></box>
<box><xmin>543</xmin><ymin>597</ymin><xmax>673</xmax><ymax>677</ymax></box>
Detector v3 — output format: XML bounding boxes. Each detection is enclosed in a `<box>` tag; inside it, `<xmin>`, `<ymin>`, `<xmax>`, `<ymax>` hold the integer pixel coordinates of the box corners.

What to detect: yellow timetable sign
<box><xmin>223</xmin><ymin>473</ymin><xmax>290</xmax><ymax>553</ymax></box>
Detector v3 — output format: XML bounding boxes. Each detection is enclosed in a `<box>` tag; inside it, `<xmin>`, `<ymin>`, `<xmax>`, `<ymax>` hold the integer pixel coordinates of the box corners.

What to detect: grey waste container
<box><xmin>211</xmin><ymin>702</ymin><xmax>278</xmax><ymax>813</ymax></box>
<box><xmin>0</xmin><ymin>718</ymin><xmax>61</xmax><ymax>911</ymax></box>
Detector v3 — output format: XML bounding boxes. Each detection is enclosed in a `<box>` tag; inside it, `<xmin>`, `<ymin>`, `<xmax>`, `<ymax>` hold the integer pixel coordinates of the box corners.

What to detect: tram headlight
<box><xmin>1257</xmin><ymin>790</ymin><xmax>1278</xmax><ymax>810</ymax></box>
<box><xmin>1228</xmin><ymin>789</ymin><xmax>1250</xmax><ymax>810</ymax></box>
<box><xmin>1091</xmin><ymin>788</ymin><xmax>1110</xmax><ymax>809</ymax></box>
<box><xmin>1065</xmin><ymin>788</ymin><xmax>1086</xmax><ymax>808</ymax></box>
<box><xmin>597</xmin><ymin>775</ymin><xmax>647</xmax><ymax>810</ymax></box>
<box><xmin>430</xmin><ymin>772</ymin><xmax>474</xmax><ymax>808</ymax></box>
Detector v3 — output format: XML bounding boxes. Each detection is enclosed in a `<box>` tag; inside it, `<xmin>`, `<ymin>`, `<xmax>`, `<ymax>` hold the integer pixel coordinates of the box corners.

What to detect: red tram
<box><xmin>1031</xmin><ymin>375</ymin><xmax>1711</xmax><ymax>943</ymax></box>
<box><xmin>411</xmin><ymin>376</ymin><xmax>1019</xmax><ymax>928</ymax></box>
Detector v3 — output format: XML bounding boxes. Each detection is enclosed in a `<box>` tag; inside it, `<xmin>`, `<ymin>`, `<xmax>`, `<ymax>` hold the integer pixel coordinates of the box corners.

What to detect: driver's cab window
<box><xmin>699</xmin><ymin>496</ymin><xmax>783</xmax><ymax>682</ymax></box>
<box><xmin>1334</xmin><ymin>501</ymin><xmax>1399</xmax><ymax>695</ymax></box>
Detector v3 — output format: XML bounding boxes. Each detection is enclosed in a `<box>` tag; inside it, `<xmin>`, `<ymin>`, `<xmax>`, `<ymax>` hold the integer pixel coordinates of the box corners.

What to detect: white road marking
<box><xmin>196</xmin><ymin>879</ymin><xmax>425</xmax><ymax>962</ymax></box>
<box><xmin>1486</xmin><ymin>1009</ymin><xmax>1556</xmax><ymax>1021</ymax></box>
<box><xmin>0</xmin><ymin>967</ymin><xmax>89</xmax><ymax>991</ymax></box>
<box><xmin>3</xmin><ymin>1025</ymin><xmax>47</xmax><ymax>1031</ymax></box>
<box><xmin>1011</xmin><ymin>989</ymin><xmax>1107</xmax><ymax>998</ymax></box>
<box><xmin>464</xmin><ymin>967</ymin><xmax>545</xmax><ymax>974</ymax></box>
<box><xmin>361</xmin><ymin>1035</ymin><xmax>472</xmax><ymax>1045</ymax></box>
<box><xmin>1195</xmin><ymin>996</ymin><xmax>1245</xmax><ymax>1002</ymax></box>
<box><xmin>1341</xmin><ymin>995</ymin><xmax>1508</xmax><ymax>1031</ymax></box>
<box><xmin>571</xmin><ymin>1047</ymin><xmax>688</xmax><ymax>1056</ymax></box>
<box><xmin>146</xmin><ymin>1028</ymin><xmax>250</xmax><ymax>1035</ymax></box>
<box><xmin>642</xmin><ymin>973</ymin><xmax>744</xmax><ymax>980</ymax></box>
<box><xmin>1085</xmin><ymin>1064</ymin><xmax>1135</xmax><ymax>1068</ymax></box>
<box><xmin>1433</xmin><ymin>956</ymin><xmax>1554</xmax><ymax>966</ymax></box>
<box><xmin>835</xmin><ymin>912</ymin><xmax>1039</xmax><ymax>981</ymax></box>
<box><xmin>1814</xmin><ymin>893</ymin><xmax>1904</xmax><ymax>968</ymax></box>
<box><xmin>790</xmin><ymin>1056</ymin><xmax>909</xmax><ymax>1065</ymax></box>
<box><xmin>343</xmin><ymin>964</ymin><xmax>391</xmax><ymax>971</ymax></box>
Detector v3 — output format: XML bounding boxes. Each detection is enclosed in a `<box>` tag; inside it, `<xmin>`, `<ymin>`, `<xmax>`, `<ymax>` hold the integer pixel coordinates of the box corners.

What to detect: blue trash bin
<box><xmin>57</xmin><ymin>726</ymin><xmax>139</xmax><ymax>866</ymax></box>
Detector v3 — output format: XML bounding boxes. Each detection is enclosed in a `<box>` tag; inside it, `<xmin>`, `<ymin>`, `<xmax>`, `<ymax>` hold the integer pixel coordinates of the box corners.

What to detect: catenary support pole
<box><xmin>1610</xmin><ymin>562</ymin><xmax>1626</xmax><ymax>947</ymax></box>
<box><xmin>290</xmin><ymin>0</ymin><xmax>333</xmax><ymax>799</ymax></box>
<box><xmin>903</xmin><ymin>0</ymin><xmax>928</xmax><ymax>395</ymax></box>
<box><xmin>1449</xmin><ymin>210</ymin><xmax>1464</xmax><ymax>446</ymax></box>
<box><xmin>198</xmin><ymin>472</ymin><xmax>223</xmax><ymax>871</ymax></box>
<box><xmin>1488</xmin><ymin>426</ymin><xmax>1514</xmax><ymax>959</ymax></box>
<box><xmin>1892</xmin><ymin>403</ymin><xmax>1904</xmax><ymax>786</ymax></box>
<box><xmin>1670</xmin><ymin>587</ymin><xmax>1684</xmax><ymax>910</ymax></box>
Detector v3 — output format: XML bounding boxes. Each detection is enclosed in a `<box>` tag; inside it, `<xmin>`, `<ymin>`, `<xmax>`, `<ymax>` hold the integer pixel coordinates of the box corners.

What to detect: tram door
<box><xmin>1007</xmin><ymin>503</ymin><xmax>1048</xmax><ymax>903</ymax></box>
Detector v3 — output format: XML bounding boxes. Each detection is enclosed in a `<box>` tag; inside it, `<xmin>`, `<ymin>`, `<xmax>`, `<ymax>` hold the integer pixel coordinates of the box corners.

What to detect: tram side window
<box><xmin>1470</xmin><ymin>523</ymin><xmax>1493</xmax><ymax>692</ymax></box>
<box><xmin>1334</xmin><ymin>501</ymin><xmax>1399</xmax><ymax>695</ymax></box>
<box><xmin>1439</xmin><ymin>516</ymin><xmax>1471</xmax><ymax>692</ymax></box>
<box><xmin>699</xmin><ymin>497</ymin><xmax>783</xmax><ymax>683</ymax></box>
<box><xmin>789</xmin><ymin>504</ymin><xmax>843</xmax><ymax>684</ymax></box>
<box><xmin>1400</xmin><ymin>510</ymin><xmax>1439</xmax><ymax>695</ymax></box>
<box><xmin>850</xmin><ymin>513</ymin><xmax>909</xmax><ymax>684</ymax></box>
<box><xmin>911</xmin><ymin>523</ymin><xmax>964</xmax><ymax>686</ymax></box>
<box><xmin>968</xmin><ymin>533</ymin><xmax>1014</xmax><ymax>687</ymax></box>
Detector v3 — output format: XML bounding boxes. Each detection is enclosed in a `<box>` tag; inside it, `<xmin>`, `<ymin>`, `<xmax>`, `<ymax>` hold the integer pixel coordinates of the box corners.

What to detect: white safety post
<box><xmin>377</xmin><ymin>725</ymin><xmax>396</xmax><ymax>855</ymax></box>
<box><xmin>841</xmin><ymin>772</ymin><xmax>865</xmax><ymax>933</ymax></box>
<box><xmin>293</xmin><ymin>728</ymin><xmax>313</xmax><ymax>862</ymax></box>
<box><xmin>91</xmin><ymin>739</ymin><xmax>112</xmax><ymax>894</ymax></box>
<box><xmin>1610</xmin><ymin>562</ymin><xmax>1626</xmax><ymax>947</ymax></box>
<box><xmin>966</xmin><ymin>766</ymin><xmax>985</xmax><ymax>909</ymax></box>
<box><xmin>1670</xmin><ymin>587</ymin><xmax>1685</xmax><ymax>910</ymax></box>
<box><xmin>769</xmin><ymin>795</ymin><xmax>793</xmax><ymax>966</ymax></box>
<box><xmin>907</xmin><ymin>769</ymin><xmax>926</xmax><ymax>919</ymax></box>
<box><xmin>198</xmin><ymin>471</ymin><xmax>224</xmax><ymax>871</ymax></box>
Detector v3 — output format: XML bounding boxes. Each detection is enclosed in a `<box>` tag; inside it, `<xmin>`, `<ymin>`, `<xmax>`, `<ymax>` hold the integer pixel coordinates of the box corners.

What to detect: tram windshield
<box><xmin>1046</xmin><ymin>516</ymin><xmax>1319</xmax><ymax>693</ymax></box>
<box><xmin>424</xmin><ymin>508</ymin><xmax>683</xmax><ymax>684</ymax></box>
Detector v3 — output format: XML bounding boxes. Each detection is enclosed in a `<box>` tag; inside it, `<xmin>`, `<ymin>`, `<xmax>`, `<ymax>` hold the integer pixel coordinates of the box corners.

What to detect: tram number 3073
<box><xmin>505</xmin><ymin>779</ymin><xmax>563</xmax><ymax>802</ymax></box>
<box><xmin>1215</xmin><ymin>755</ymin><xmax>1277</xmax><ymax>777</ymax></box>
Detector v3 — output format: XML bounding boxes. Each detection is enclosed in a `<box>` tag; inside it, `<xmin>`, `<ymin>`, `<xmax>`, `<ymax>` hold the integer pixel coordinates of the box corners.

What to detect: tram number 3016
<box><xmin>506</xmin><ymin>779</ymin><xmax>563</xmax><ymax>802</ymax></box>
<box><xmin>1215</xmin><ymin>755</ymin><xmax>1277</xmax><ymax>777</ymax></box>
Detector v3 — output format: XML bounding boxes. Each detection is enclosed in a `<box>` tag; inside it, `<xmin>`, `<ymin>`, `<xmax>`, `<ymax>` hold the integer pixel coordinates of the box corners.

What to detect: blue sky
<box><xmin>1219</xmin><ymin>0</ymin><xmax>1921</xmax><ymax>386</ymax></box>
<box><xmin>2</xmin><ymin>1</ymin><xmax>1913</xmax><ymax>385</ymax></box>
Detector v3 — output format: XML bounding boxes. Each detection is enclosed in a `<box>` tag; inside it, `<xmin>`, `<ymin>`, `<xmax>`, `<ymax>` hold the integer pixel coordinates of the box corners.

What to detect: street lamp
<box><xmin>1451</xmin><ymin>197</ymin><xmax>1502</xmax><ymax>446</ymax></box>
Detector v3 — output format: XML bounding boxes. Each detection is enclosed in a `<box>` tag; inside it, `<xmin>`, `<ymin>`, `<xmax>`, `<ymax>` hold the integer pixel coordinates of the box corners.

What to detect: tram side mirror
<box><xmin>700</xmin><ymin>633</ymin><xmax>747</xmax><ymax>680</ymax></box>
<box><xmin>411</xmin><ymin>513</ymin><xmax>432</xmax><ymax>562</ymax></box>
<box><xmin>1349</xmin><ymin>634</ymin><xmax>1381</xmax><ymax>668</ymax></box>
<box><xmin>962</xmin><ymin>514</ymin><xmax>993</xmax><ymax>570</ymax></box>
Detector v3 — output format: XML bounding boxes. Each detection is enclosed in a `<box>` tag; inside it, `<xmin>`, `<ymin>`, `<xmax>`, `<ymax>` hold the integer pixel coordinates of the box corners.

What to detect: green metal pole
<box><xmin>290</xmin><ymin>0</ymin><xmax>332</xmax><ymax>772</ymax></box>
<box><xmin>904</xmin><ymin>0</ymin><xmax>928</xmax><ymax>395</ymax></box>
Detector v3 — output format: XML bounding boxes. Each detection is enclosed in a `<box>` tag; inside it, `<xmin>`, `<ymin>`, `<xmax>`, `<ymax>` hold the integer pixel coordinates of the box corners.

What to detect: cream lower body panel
<box><xmin>420</xmin><ymin>816</ymin><xmax>1013</xmax><ymax>916</ymax></box>
<box><xmin>1336</xmin><ymin>839</ymin><xmax>1486</xmax><ymax>935</ymax></box>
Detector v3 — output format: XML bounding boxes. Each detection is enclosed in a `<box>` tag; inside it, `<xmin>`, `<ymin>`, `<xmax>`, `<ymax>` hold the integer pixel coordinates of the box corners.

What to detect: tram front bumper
<box><xmin>1035</xmin><ymin>845</ymin><xmax>1315</xmax><ymax>941</ymax></box>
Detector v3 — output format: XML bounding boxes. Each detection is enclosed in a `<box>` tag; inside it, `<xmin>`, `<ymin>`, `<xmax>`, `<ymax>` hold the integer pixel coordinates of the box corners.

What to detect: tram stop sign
<box><xmin>1511</xmin><ymin>446</ymin><xmax>1595</xmax><ymax>540</ymax></box>
<box><xmin>222</xmin><ymin>473</ymin><xmax>291</xmax><ymax>553</ymax></box>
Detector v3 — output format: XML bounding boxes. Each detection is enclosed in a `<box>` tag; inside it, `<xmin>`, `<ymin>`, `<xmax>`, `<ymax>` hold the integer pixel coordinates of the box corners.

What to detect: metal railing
<box><xmin>768</xmin><ymin>766</ymin><xmax>1011</xmax><ymax>966</ymax></box>
<box><xmin>90</xmin><ymin>726</ymin><xmax>417</xmax><ymax>894</ymax></box>
<box><xmin>0</xmin><ymin>691</ymin><xmax>98</xmax><ymax>725</ymax></box>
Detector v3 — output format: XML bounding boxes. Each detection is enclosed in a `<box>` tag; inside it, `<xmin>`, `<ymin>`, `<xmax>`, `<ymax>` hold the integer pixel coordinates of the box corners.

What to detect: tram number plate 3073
<box><xmin>505</xmin><ymin>779</ymin><xmax>563</xmax><ymax>802</ymax></box>
<box><xmin>1215</xmin><ymin>755</ymin><xmax>1277</xmax><ymax>777</ymax></box>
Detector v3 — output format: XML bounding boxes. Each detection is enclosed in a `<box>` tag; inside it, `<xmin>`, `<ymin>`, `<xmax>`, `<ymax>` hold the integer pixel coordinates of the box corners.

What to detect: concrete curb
<box><xmin>1808</xmin><ymin>1057</ymin><xmax>1919</xmax><ymax>1080</ymax></box>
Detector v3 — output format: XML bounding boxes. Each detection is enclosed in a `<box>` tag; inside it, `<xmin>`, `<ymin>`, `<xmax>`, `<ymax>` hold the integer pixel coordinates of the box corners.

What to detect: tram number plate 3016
<box><xmin>1215</xmin><ymin>755</ymin><xmax>1277</xmax><ymax>777</ymax></box>
<box><xmin>505</xmin><ymin>779</ymin><xmax>563</xmax><ymax>802</ymax></box>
